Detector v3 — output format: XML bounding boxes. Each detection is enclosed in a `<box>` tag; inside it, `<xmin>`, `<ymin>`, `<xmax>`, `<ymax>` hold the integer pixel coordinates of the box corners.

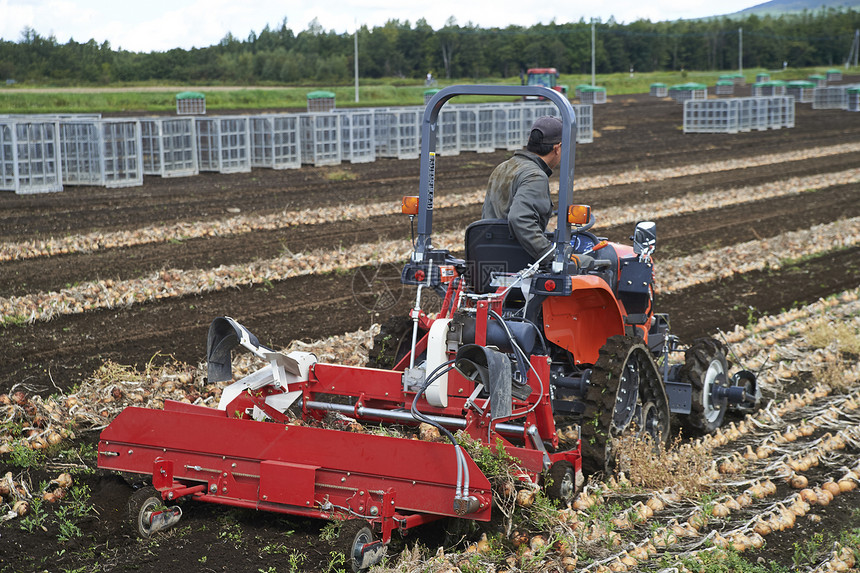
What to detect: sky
<box><xmin>0</xmin><ymin>0</ymin><xmax>765</xmax><ymax>53</ymax></box>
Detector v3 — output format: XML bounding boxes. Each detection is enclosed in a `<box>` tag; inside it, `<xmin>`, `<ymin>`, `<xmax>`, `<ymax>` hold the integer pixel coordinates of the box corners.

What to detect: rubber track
<box><xmin>579</xmin><ymin>335</ymin><xmax>670</xmax><ymax>476</ymax></box>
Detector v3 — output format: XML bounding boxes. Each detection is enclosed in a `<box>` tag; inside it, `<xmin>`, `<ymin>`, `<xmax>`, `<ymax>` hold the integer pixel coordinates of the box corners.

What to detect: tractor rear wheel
<box><xmin>579</xmin><ymin>335</ymin><xmax>671</xmax><ymax>476</ymax></box>
<box><xmin>367</xmin><ymin>315</ymin><xmax>426</xmax><ymax>369</ymax></box>
<box><xmin>681</xmin><ymin>338</ymin><xmax>730</xmax><ymax>435</ymax></box>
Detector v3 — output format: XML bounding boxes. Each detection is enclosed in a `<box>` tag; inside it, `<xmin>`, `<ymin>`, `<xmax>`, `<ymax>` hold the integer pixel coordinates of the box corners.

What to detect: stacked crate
<box><xmin>753</xmin><ymin>81</ymin><xmax>786</xmax><ymax>97</ymax></box>
<box><xmin>715</xmin><ymin>80</ymin><xmax>734</xmax><ymax>96</ymax></box>
<box><xmin>812</xmin><ymin>86</ymin><xmax>849</xmax><ymax>110</ymax></box>
<box><xmin>307</xmin><ymin>91</ymin><xmax>336</xmax><ymax>112</ymax></box>
<box><xmin>846</xmin><ymin>88</ymin><xmax>860</xmax><ymax>112</ymax></box>
<box><xmin>649</xmin><ymin>83</ymin><xmax>668</xmax><ymax>97</ymax></box>
<box><xmin>176</xmin><ymin>92</ymin><xmax>206</xmax><ymax>115</ymax></box>
<box><xmin>683</xmin><ymin>96</ymin><xmax>794</xmax><ymax>133</ymax></box>
<box><xmin>669</xmin><ymin>83</ymin><xmax>708</xmax><ymax>102</ymax></box>
<box><xmin>786</xmin><ymin>81</ymin><xmax>816</xmax><ymax>104</ymax></box>
<box><xmin>578</xmin><ymin>86</ymin><xmax>606</xmax><ymax>104</ymax></box>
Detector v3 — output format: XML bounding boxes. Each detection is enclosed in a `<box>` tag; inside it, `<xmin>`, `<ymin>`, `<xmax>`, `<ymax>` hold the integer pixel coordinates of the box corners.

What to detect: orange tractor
<box><xmin>97</xmin><ymin>85</ymin><xmax>758</xmax><ymax>571</ymax></box>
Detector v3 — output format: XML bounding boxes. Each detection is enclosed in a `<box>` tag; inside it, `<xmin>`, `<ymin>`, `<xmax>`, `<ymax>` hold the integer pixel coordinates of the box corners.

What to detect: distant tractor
<box><xmin>525</xmin><ymin>68</ymin><xmax>569</xmax><ymax>99</ymax></box>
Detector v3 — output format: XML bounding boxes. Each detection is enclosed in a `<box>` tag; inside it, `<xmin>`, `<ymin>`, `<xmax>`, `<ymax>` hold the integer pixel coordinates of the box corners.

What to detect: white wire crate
<box><xmin>299</xmin><ymin>113</ymin><xmax>342</xmax><ymax>166</ymax></box>
<box><xmin>650</xmin><ymin>83</ymin><xmax>668</xmax><ymax>97</ymax></box>
<box><xmin>683</xmin><ymin>100</ymin><xmax>740</xmax><ymax>134</ymax></box>
<box><xmin>140</xmin><ymin>118</ymin><xmax>198</xmax><ymax>177</ymax></box>
<box><xmin>250</xmin><ymin>115</ymin><xmax>301</xmax><ymax>170</ymax></box>
<box><xmin>436</xmin><ymin>108</ymin><xmax>461</xmax><ymax>156</ymax></box>
<box><xmin>58</xmin><ymin>121</ymin><xmax>102</xmax><ymax>186</ymax></box>
<box><xmin>683</xmin><ymin>97</ymin><xmax>794</xmax><ymax>133</ymax></box>
<box><xmin>0</xmin><ymin>120</ymin><xmax>63</xmax><ymax>194</ymax></box>
<box><xmin>578</xmin><ymin>87</ymin><xmax>607</xmax><ymax>105</ymax></box>
<box><xmin>476</xmin><ymin>107</ymin><xmax>496</xmax><ymax>153</ymax></box>
<box><xmin>786</xmin><ymin>82</ymin><xmax>816</xmax><ymax>104</ymax></box>
<box><xmin>766</xmin><ymin>96</ymin><xmax>795</xmax><ymax>129</ymax></box>
<box><xmin>715</xmin><ymin>81</ymin><xmax>735</xmax><ymax>96</ymax></box>
<box><xmin>848</xmin><ymin>89</ymin><xmax>860</xmax><ymax>112</ymax></box>
<box><xmin>196</xmin><ymin>117</ymin><xmax>252</xmax><ymax>173</ymax></box>
<box><xmin>373</xmin><ymin>108</ymin><xmax>421</xmax><ymax>160</ymax></box>
<box><xmin>753</xmin><ymin>83</ymin><xmax>786</xmax><ymax>97</ymax></box>
<box><xmin>340</xmin><ymin>112</ymin><xmax>376</xmax><ymax>164</ymax></box>
<box><xmin>456</xmin><ymin>108</ymin><xmax>480</xmax><ymax>153</ymax></box>
<box><xmin>59</xmin><ymin>119</ymin><xmax>143</xmax><ymax>188</ymax></box>
<box><xmin>572</xmin><ymin>104</ymin><xmax>593</xmax><ymax>144</ymax></box>
<box><xmin>812</xmin><ymin>86</ymin><xmax>849</xmax><ymax>110</ymax></box>
<box><xmin>519</xmin><ymin>101</ymin><xmax>592</xmax><ymax>145</ymax></box>
<box><xmin>101</xmin><ymin>120</ymin><xmax>144</xmax><ymax>187</ymax></box>
<box><xmin>670</xmin><ymin>85</ymin><xmax>708</xmax><ymax>103</ymax></box>
<box><xmin>492</xmin><ymin>106</ymin><xmax>526</xmax><ymax>151</ymax></box>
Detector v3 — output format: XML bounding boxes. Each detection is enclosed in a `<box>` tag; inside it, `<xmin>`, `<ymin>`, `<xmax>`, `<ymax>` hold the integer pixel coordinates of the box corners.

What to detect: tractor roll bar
<box><xmin>415</xmin><ymin>85</ymin><xmax>577</xmax><ymax>274</ymax></box>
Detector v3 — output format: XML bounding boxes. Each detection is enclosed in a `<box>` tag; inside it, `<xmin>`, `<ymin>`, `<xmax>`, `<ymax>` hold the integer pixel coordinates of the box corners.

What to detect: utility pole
<box><xmin>591</xmin><ymin>20</ymin><xmax>596</xmax><ymax>87</ymax></box>
<box><xmin>847</xmin><ymin>29</ymin><xmax>859</xmax><ymax>69</ymax></box>
<box><xmin>738</xmin><ymin>28</ymin><xmax>743</xmax><ymax>76</ymax></box>
<box><xmin>856</xmin><ymin>29</ymin><xmax>859</xmax><ymax>68</ymax></box>
<box><xmin>354</xmin><ymin>22</ymin><xmax>359</xmax><ymax>103</ymax></box>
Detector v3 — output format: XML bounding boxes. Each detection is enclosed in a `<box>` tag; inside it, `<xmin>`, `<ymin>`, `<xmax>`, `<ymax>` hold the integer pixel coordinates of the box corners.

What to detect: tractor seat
<box><xmin>464</xmin><ymin>219</ymin><xmax>535</xmax><ymax>294</ymax></box>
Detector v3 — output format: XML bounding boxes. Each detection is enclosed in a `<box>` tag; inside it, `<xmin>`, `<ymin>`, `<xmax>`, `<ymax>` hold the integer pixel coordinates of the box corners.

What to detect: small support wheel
<box><xmin>336</xmin><ymin>520</ymin><xmax>385</xmax><ymax>572</ymax></box>
<box><xmin>127</xmin><ymin>486</ymin><xmax>164</xmax><ymax>538</ymax></box>
<box><xmin>544</xmin><ymin>461</ymin><xmax>579</xmax><ymax>504</ymax></box>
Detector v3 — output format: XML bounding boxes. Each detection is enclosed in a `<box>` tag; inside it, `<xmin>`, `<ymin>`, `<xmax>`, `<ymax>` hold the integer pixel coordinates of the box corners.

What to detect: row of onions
<box><xmin>1</xmin><ymin>208</ymin><xmax>857</xmax><ymax>327</ymax></box>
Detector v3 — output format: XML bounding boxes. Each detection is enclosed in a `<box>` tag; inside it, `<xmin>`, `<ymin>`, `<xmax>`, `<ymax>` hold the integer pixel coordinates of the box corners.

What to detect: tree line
<box><xmin>1</xmin><ymin>10</ymin><xmax>858</xmax><ymax>85</ymax></box>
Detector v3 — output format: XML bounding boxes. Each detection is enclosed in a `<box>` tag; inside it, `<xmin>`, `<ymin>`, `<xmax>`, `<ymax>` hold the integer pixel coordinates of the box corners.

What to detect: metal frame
<box><xmin>250</xmin><ymin>115</ymin><xmax>301</xmax><ymax>170</ymax></box>
<box><xmin>196</xmin><ymin>116</ymin><xmax>252</xmax><ymax>173</ymax></box>
<box><xmin>60</xmin><ymin>119</ymin><xmax>143</xmax><ymax>188</ymax></box>
<box><xmin>141</xmin><ymin>118</ymin><xmax>198</xmax><ymax>178</ymax></box>
<box><xmin>415</xmin><ymin>85</ymin><xmax>577</xmax><ymax>272</ymax></box>
<box><xmin>0</xmin><ymin>119</ymin><xmax>63</xmax><ymax>194</ymax></box>
<box><xmin>683</xmin><ymin>96</ymin><xmax>795</xmax><ymax>133</ymax></box>
<box><xmin>299</xmin><ymin>113</ymin><xmax>342</xmax><ymax>166</ymax></box>
<box><xmin>812</xmin><ymin>86</ymin><xmax>850</xmax><ymax>110</ymax></box>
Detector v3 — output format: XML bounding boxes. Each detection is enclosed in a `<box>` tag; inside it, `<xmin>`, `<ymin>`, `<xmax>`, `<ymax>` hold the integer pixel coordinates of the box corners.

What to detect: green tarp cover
<box><xmin>307</xmin><ymin>90</ymin><xmax>336</xmax><ymax>99</ymax></box>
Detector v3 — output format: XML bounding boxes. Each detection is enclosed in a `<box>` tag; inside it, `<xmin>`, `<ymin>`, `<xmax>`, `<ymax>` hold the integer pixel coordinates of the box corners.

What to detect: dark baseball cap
<box><xmin>531</xmin><ymin>116</ymin><xmax>563</xmax><ymax>144</ymax></box>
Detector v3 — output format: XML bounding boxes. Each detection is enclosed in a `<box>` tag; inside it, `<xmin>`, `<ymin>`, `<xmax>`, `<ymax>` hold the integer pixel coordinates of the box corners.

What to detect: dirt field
<box><xmin>1</xmin><ymin>89</ymin><xmax>859</xmax><ymax>572</ymax></box>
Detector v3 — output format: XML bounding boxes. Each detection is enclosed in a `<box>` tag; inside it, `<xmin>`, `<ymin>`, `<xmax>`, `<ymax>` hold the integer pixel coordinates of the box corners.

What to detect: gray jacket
<box><xmin>481</xmin><ymin>150</ymin><xmax>553</xmax><ymax>261</ymax></box>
